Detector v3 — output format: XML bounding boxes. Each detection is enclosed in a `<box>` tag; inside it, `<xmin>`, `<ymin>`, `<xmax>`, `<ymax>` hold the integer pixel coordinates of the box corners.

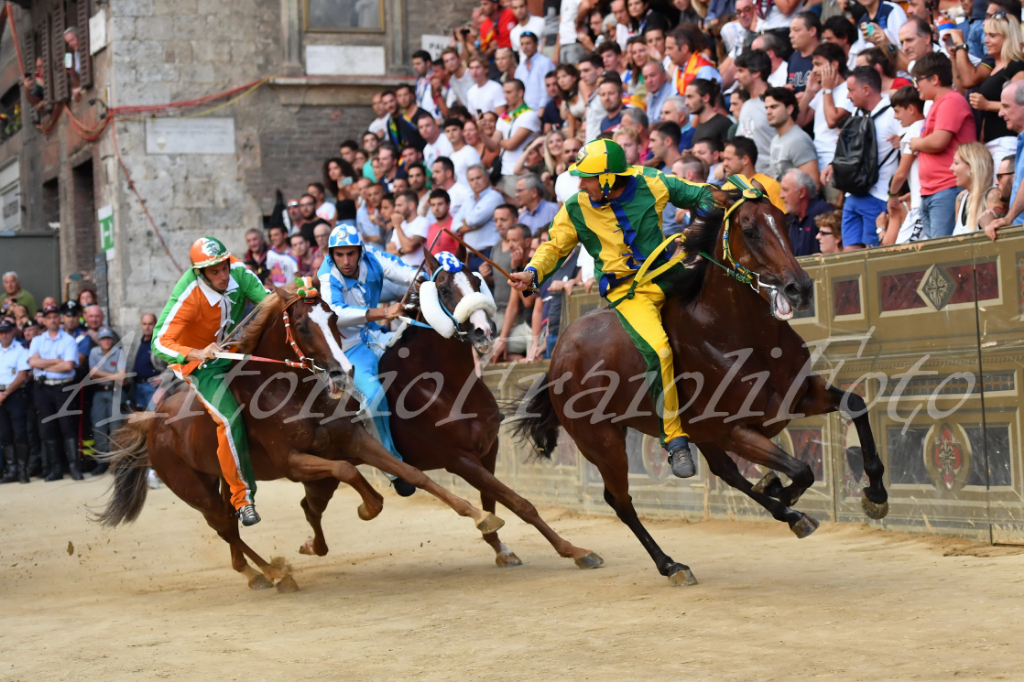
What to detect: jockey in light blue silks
<box><xmin>318</xmin><ymin>223</ymin><xmax>421</xmax><ymax>493</ymax></box>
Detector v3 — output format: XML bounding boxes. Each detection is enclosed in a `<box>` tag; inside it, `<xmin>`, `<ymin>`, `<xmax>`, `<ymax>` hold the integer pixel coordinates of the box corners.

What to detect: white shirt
<box><xmin>810</xmin><ymin>82</ymin><xmax>855</xmax><ymax>168</ymax></box>
<box><xmin>559</xmin><ymin>0</ymin><xmax>581</xmax><ymax>44</ymax></box>
<box><xmin>0</xmin><ymin>340</ymin><xmax>29</xmax><ymax>387</ymax></box>
<box><xmin>449</xmin><ymin>144</ymin><xmax>482</xmax><ymax>186</ymax></box>
<box><xmin>467</xmin><ymin>80</ymin><xmax>507</xmax><ymax>115</ymax></box>
<box><xmin>767</xmin><ymin>60</ymin><xmax>788</xmax><ymax>88</ymax></box>
<box><xmin>266</xmin><ymin>248</ymin><xmax>299</xmax><ymax>285</ymax></box>
<box><xmin>849</xmin><ymin>2</ymin><xmax>907</xmax><ymax>66</ymax></box>
<box><xmin>510</xmin><ymin>15</ymin><xmax>547</xmax><ymax>58</ymax></box>
<box><xmin>496</xmin><ymin>109</ymin><xmax>541</xmax><ymax>176</ymax></box>
<box><xmin>426</xmin><ymin>182</ymin><xmax>475</xmax><ymax>225</ymax></box>
<box><xmin>368</xmin><ymin>116</ymin><xmax>388</xmax><ymax>136</ymax></box>
<box><xmin>447</xmin><ymin>70</ymin><xmax>476</xmax><ymax>108</ymax></box>
<box><xmin>738</xmin><ymin>97</ymin><xmax>773</xmax><ymax>175</ymax></box>
<box><xmin>615</xmin><ymin>23</ymin><xmax>632</xmax><ymax>50</ymax></box>
<box><xmin>585</xmin><ymin>90</ymin><xmax>605</xmax><ymax>144</ymax></box>
<box><xmin>900</xmin><ymin>119</ymin><xmax>924</xmax><ymax>209</ymax></box>
<box><xmin>391</xmin><ymin>215</ymin><xmax>431</xmax><ymax>265</ymax></box>
<box><xmin>316</xmin><ymin>202</ymin><xmax>337</xmax><ymax>223</ymax></box>
<box><xmin>761</xmin><ymin>3</ymin><xmax>801</xmax><ymax>30</ymax></box>
<box><xmin>721</xmin><ymin>21</ymin><xmax>748</xmax><ymax>57</ymax></box>
<box><xmin>423</xmin><ymin>134</ymin><xmax>454</xmax><ymax>170</ymax></box>
<box><xmin>555</xmin><ymin>171</ymin><xmax>581</xmax><ymax>204</ymax></box>
<box><xmin>858</xmin><ymin>96</ymin><xmax>903</xmax><ymax>203</ymax></box>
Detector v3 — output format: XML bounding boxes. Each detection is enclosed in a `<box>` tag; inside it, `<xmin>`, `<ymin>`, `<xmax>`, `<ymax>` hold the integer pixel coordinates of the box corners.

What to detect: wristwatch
<box><xmin>823</xmin><ymin>88</ymin><xmax>833</xmax><ymax>95</ymax></box>
<box><xmin>886</xmin><ymin>43</ymin><xmax>897</xmax><ymax>53</ymax></box>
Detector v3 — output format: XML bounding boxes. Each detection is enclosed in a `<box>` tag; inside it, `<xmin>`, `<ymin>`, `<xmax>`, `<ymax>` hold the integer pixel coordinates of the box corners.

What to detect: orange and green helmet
<box><xmin>568</xmin><ymin>139</ymin><xmax>631</xmax><ymax>197</ymax></box>
<box><xmin>189</xmin><ymin>237</ymin><xmax>231</xmax><ymax>271</ymax></box>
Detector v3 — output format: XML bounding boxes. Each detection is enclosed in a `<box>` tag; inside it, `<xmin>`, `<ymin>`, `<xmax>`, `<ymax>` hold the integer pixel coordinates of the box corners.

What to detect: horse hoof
<box><xmin>275</xmin><ymin>575</ymin><xmax>300</xmax><ymax>593</ymax></box>
<box><xmin>574</xmin><ymin>551</ymin><xmax>604</xmax><ymax>570</ymax></box>
<box><xmin>248</xmin><ymin>574</ymin><xmax>273</xmax><ymax>590</ymax></box>
<box><xmin>790</xmin><ymin>513</ymin><xmax>819</xmax><ymax>539</ymax></box>
<box><xmin>476</xmin><ymin>513</ymin><xmax>505</xmax><ymax>534</ymax></box>
<box><xmin>752</xmin><ymin>470</ymin><xmax>780</xmax><ymax>495</ymax></box>
<box><xmin>298</xmin><ymin>539</ymin><xmax>317</xmax><ymax>556</ymax></box>
<box><xmin>667</xmin><ymin>567</ymin><xmax>698</xmax><ymax>587</ymax></box>
<box><xmin>861</xmin><ymin>495</ymin><xmax>890</xmax><ymax>520</ymax></box>
<box><xmin>358</xmin><ymin>502</ymin><xmax>382</xmax><ymax>521</ymax></box>
<box><xmin>495</xmin><ymin>551</ymin><xmax>523</xmax><ymax>568</ymax></box>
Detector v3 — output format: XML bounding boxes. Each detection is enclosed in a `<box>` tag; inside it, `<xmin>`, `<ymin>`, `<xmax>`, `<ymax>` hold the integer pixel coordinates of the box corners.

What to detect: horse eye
<box><xmin>743</xmin><ymin>226</ymin><xmax>759</xmax><ymax>240</ymax></box>
<box><xmin>297</xmin><ymin>321</ymin><xmax>313</xmax><ymax>339</ymax></box>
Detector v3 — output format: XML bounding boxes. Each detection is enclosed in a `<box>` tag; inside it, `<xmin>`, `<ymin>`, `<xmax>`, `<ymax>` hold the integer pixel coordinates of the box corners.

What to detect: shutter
<box><xmin>23</xmin><ymin>28</ymin><xmax>34</xmax><ymax>79</ymax></box>
<box><xmin>41</xmin><ymin>15</ymin><xmax>52</xmax><ymax>106</ymax></box>
<box><xmin>51</xmin><ymin>0</ymin><xmax>68</xmax><ymax>102</ymax></box>
<box><xmin>76</xmin><ymin>0</ymin><xmax>91</xmax><ymax>88</ymax></box>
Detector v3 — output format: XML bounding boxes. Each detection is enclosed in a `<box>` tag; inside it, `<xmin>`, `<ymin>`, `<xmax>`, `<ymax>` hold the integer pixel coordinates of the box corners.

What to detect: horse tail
<box><xmin>94</xmin><ymin>413</ymin><xmax>154</xmax><ymax>527</ymax></box>
<box><xmin>511</xmin><ymin>372</ymin><xmax>561</xmax><ymax>460</ymax></box>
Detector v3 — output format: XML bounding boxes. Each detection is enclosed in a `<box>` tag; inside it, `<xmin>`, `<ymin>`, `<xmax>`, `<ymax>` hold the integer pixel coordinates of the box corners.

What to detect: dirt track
<box><xmin>3</xmin><ymin>476</ymin><xmax>1024</xmax><ymax>681</ymax></box>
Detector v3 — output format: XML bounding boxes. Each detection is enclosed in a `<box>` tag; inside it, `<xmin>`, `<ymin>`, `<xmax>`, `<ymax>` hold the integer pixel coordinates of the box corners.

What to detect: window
<box><xmin>0</xmin><ymin>162</ymin><xmax>20</xmax><ymax>234</ymax></box>
<box><xmin>304</xmin><ymin>0</ymin><xmax>384</xmax><ymax>32</ymax></box>
<box><xmin>0</xmin><ymin>86</ymin><xmax>22</xmax><ymax>141</ymax></box>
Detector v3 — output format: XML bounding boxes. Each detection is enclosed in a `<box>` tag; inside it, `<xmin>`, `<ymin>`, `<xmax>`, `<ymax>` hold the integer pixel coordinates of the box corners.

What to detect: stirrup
<box><xmin>237</xmin><ymin>504</ymin><xmax>261</xmax><ymax>526</ymax></box>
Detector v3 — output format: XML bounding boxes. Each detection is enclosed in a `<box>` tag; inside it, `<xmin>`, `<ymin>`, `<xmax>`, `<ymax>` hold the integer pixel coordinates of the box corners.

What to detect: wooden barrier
<box><xmin>460</xmin><ymin>228</ymin><xmax>1024</xmax><ymax>543</ymax></box>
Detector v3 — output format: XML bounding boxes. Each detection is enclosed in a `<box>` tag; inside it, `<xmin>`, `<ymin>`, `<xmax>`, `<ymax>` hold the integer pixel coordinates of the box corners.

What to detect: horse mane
<box><xmin>660</xmin><ymin>192</ymin><xmax>732</xmax><ymax>305</ymax></box>
<box><xmin>235</xmin><ymin>283</ymin><xmax>297</xmax><ymax>354</ymax></box>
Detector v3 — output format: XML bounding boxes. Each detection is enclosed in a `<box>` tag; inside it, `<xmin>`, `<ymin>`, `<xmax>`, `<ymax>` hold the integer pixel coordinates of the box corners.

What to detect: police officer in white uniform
<box><xmin>0</xmin><ymin>318</ymin><xmax>30</xmax><ymax>483</ymax></box>
<box><xmin>27</xmin><ymin>304</ymin><xmax>81</xmax><ymax>481</ymax></box>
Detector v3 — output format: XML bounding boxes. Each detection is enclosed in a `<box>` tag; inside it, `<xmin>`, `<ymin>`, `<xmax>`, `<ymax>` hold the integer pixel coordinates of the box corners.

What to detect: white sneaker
<box><xmin>146</xmin><ymin>469</ymin><xmax>161</xmax><ymax>489</ymax></box>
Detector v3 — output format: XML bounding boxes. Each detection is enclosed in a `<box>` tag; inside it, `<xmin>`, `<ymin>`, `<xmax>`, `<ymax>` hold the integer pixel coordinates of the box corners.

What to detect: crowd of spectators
<box><xmin>0</xmin><ymin>271</ymin><xmax>169</xmax><ymax>485</ymax></box>
<box><xmin>243</xmin><ymin>0</ymin><xmax>1024</xmax><ymax>366</ymax></box>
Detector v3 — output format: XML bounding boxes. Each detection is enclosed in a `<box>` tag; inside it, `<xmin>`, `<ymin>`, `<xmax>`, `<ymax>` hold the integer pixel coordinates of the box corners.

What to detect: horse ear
<box><xmin>709</xmin><ymin>186</ymin><xmax>736</xmax><ymax>208</ymax></box>
<box><xmin>750</xmin><ymin>178</ymin><xmax>768</xmax><ymax>196</ymax></box>
<box><xmin>311</xmin><ymin>273</ymin><xmax>321</xmax><ymax>293</ymax></box>
<box><xmin>271</xmin><ymin>284</ymin><xmax>291</xmax><ymax>300</ymax></box>
<box><xmin>422</xmin><ymin>248</ymin><xmax>440</xmax><ymax>276</ymax></box>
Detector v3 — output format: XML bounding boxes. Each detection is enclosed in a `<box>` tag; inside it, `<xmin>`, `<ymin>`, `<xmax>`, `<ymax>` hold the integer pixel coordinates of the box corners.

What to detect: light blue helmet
<box><xmin>328</xmin><ymin>221</ymin><xmax>362</xmax><ymax>250</ymax></box>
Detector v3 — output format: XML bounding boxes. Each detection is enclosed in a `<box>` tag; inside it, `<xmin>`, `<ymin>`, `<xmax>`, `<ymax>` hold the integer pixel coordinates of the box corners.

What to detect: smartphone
<box><xmin>865</xmin><ymin>23</ymin><xmax>875</xmax><ymax>36</ymax></box>
<box><xmin>70</xmin><ymin>273</ymin><xmax>83</xmax><ymax>281</ymax></box>
<box><xmin>460</xmin><ymin>27</ymin><xmax>471</xmax><ymax>36</ymax></box>
<box><xmin>942</xmin><ymin>33</ymin><xmax>954</xmax><ymax>47</ymax></box>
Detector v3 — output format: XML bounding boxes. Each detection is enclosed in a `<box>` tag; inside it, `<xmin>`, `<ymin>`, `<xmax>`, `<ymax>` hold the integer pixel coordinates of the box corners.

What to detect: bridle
<box><xmin>281</xmin><ymin>296</ymin><xmax>329</xmax><ymax>373</ymax></box>
<box><xmin>698</xmin><ymin>179</ymin><xmax>780</xmax><ymax>298</ymax></box>
<box><xmin>426</xmin><ymin>267</ymin><xmax>474</xmax><ymax>343</ymax></box>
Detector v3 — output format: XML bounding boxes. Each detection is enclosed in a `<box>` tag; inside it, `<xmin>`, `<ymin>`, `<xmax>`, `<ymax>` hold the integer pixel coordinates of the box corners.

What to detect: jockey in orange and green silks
<box><xmin>514</xmin><ymin>139</ymin><xmax>718</xmax><ymax>479</ymax></box>
<box><xmin>152</xmin><ymin>237</ymin><xmax>268</xmax><ymax>527</ymax></box>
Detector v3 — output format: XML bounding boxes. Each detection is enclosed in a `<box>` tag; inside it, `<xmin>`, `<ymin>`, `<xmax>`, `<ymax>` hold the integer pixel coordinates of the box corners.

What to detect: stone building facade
<box><xmin>0</xmin><ymin>0</ymin><xmax>474</xmax><ymax>327</ymax></box>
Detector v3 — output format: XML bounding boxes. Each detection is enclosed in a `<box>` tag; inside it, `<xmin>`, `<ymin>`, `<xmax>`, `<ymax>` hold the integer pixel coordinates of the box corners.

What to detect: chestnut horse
<box><xmin>97</xmin><ymin>282</ymin><xmax>503</xmax><ymax>592</ymax></box>
<box><xmin>296</xmin><ymin>249</ymin><xmax>603</xmax><ymax>570</ymax></box>
<box><xmin>514</xmin><ymin>185</ymin><xmax>889</xmax><ymax>586</ymax></box>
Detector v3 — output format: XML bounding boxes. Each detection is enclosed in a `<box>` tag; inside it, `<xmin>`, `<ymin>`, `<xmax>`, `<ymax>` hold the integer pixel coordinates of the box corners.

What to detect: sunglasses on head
<box><xmin>986</xmin><ymin>10</ymin><xmax>1007</xmax><ymax>18</ymax></box>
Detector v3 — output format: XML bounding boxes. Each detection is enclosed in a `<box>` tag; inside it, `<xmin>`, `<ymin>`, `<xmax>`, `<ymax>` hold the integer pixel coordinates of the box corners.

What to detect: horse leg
<box><xmin>699</xmin><ymin>443</ymin><xmax>818</xmax><ymax>538</ymax></box>
<box><xmin>299</xmin><ymin>478</ymin><xmax>341</xmax><ymax>557</ymax></box>
<box><xmin>216</xmin><ymin>481</ymin><xmax>299</xmax><ymax>593</ymax></box>
<box><xmin>474</xmin><ymin>443</ymin><xmax>522</xmax><ymax>567</ymax></box>
<box><xmin>574</xmin><ymin>425</ymin><xmax>696</xmax><ymax>586</ymax></box>
<box><xmin>287</xmin><ymin>452</ymin><xmax>384</xmax><ymax>521</ymax></box>
<box><xmin>448</xmin><ymin>444</ymin><xmax>603</xmax><ymax>569</ymax></box>
<box><xmin>729</xmin><ymin>426</ymin><xmax>816</xmax><ymax>510</ymax></box>
<box><xmin>823</xmin><ymin>383</ymin><xmax>888</xmax><ymax>519</ymax></box>
<box><xmin>349</xmin><ymin>428</ymin><xmax>505</xmax><ymax>534</ymax></box>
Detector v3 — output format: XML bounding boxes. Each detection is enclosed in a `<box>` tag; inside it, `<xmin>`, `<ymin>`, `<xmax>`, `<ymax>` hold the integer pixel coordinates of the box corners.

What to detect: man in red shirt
<box><xmin>426</xmin><ymin>189</ymin><xmax>462</xmax><ymax>256</ymax></box>
<box><xmin>910</xmin><ymin>53</ymin><xmax>976</xmax><ymax>239</ymax></box>
<box><xmin>481</xmin><ymin>0</ymin><xmax>516</xmax><ymax>50</ymax></box>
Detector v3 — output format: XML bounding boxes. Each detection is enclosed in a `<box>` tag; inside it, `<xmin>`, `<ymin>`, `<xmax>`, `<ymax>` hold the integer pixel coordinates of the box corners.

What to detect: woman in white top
<box><xmin>951</xmin><ymin>142</ymin><xmax>994</xmax><ymax>236</ymax></box>
<box><xmin>557</xmin><ymin>64</ymin><xmax>587</xmax><ymax>141</ymax></box>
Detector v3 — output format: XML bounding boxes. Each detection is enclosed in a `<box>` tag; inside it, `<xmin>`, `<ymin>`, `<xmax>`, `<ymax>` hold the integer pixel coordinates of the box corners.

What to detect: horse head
<box><xmin>416</xmin><ymin>249</ymin><xmax>497</xmax><ymax>353</ymax></box>
<box><xmin>270</xmin><ymin>279</ymin><xmax>352</xmax><ymax>400</ymax></box>
<box><xmin>705</xmin><ymin>182</ymin><xmax>814</xmax><ymax>321</ymax></box>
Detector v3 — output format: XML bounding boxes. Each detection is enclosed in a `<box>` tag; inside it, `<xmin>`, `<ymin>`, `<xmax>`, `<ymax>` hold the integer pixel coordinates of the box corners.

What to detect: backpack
<box><xmin>832</xmin><ymin>105</ymin><xmax>896</xmax><ymax>197</ymax></box>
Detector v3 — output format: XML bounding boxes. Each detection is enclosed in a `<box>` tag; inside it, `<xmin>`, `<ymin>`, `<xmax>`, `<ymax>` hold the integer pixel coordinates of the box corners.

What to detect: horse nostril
<box><xmin>784</xmin><ymin>282</ymin><xmax>801</xmax><ymax>301</ymax></box>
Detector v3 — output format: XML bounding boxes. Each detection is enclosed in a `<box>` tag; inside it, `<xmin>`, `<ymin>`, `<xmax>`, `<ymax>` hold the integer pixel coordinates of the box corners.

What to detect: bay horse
<box><xmin>97</xmin><ymin>282</ymin><xmax>504</xmax><ymax>592</ymax></box>
<box><xmin>295</xmin><ymin>248</ymin><xmax>603</xmax><ymax>570</ymax></box>
<box><xmin>514</xmin><ymin>184</ymin><xmax>889</xmax><ymax>586</ymax></box>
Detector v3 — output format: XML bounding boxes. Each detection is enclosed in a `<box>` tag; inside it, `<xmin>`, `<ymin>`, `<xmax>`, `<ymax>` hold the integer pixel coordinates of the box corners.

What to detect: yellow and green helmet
<box><xmin>568</xmin><ymin>139</ymin><xmax>631</xmax><ymax>197</ymax></box>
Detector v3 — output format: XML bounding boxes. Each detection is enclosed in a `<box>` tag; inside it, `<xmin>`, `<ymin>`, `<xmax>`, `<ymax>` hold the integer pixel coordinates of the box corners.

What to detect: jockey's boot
<box><xmin>0</xmin><ymin>445</ymin><xmax>17</xmax><ymax>483</ymax></box>
<box><xmin>393</xmin><ymin>478</ymin><xmax>416</xmax><ymax>497</ymax></box>
<box><xmin>43</xmin><ymin>441</ymin><xmax>63</xmax><ymax>482</ymax></box>
<box><xmin>237</xmin><ymin>504</ymin><xmax>261</xmax><ymax>526</ymax></box>
<box><xmin>16</xmin><ymin>445</ymin><xmax>29</xmax><ymax>483</ymax></box>
<box><xmin>666</xmin><ymin>436</ymin><xmax>696</xmax><ymax>479</ymax></box>
<box><xmin>64</xmin><ymin>437</ymin><xmax>83</xmax><ymax>481</ymax></box>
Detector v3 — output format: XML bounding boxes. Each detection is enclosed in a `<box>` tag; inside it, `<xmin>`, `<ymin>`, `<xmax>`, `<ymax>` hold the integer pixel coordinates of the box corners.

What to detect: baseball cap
<box><xmin>0</xmin><ymin>319</ymin><xmax>14</xmax><ymax>333</ymax></box>
<box><xmin>41</xmin><ymin>304</ymin><xmax>60</xmax><ymax>316</ymax></box>
<box><xmin>97</xmin><ymin>328</ymin><xmax>115</xmax><ymax>340</ymax></box>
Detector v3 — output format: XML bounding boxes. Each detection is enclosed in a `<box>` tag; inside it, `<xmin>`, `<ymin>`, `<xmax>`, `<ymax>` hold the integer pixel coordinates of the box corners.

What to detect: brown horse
<box><xmin>514</xmin><ymin>185</ymin><xmax>888</xmax><ymax>586</ymax></box>
<box><xmin>97</xmin><ymin>282</ymin><xmax>503</xmax><ymax>591</ymax></box>
<box><xmin>294</xmin><ymin>248</ymin><xmax>602</xmax><ymax>569</ymax></box>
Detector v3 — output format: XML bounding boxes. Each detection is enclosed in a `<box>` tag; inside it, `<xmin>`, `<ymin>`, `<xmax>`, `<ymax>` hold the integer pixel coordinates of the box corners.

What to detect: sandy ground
<box><xmin>3</xmin><ymin>477</ymin><xmax>1024</xmax><ymax>682</ymax></box>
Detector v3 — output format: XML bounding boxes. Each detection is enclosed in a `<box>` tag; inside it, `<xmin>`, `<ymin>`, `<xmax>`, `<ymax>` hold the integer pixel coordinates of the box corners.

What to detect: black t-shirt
<box><xmin>542</xmin><ymin>98</ymin><xmax>564</xmax><ymax>128</ymax></box>
<box><xmin>977</xmin><ymin>60</ymin><xmax>1024</xmax><ymax>142</ymax></box>
<box><xmin>691</xmin><ymin>114</ymin><xmax>733</xmax><ymax>148</ymax></box>
<box><xmin>299</xmin><ymin>218</ymin><xmax>330</xmax><ymax>248</ymax></box>
<box><xmin>787</xmin><ymin>51</ymin><xmax>814</xmax><ymax>94</ymax></box>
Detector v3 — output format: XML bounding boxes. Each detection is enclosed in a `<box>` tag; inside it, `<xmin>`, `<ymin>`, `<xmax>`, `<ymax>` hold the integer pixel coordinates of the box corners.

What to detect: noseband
<box><xmin>281</xmin><ymin>296</ymin><xmax>329</xmax><ymax>373</ymax></box>
<box><xmin>699</xmin><ymin>179</ymin><xmax>780</xmax><ymax>298</ymax></box>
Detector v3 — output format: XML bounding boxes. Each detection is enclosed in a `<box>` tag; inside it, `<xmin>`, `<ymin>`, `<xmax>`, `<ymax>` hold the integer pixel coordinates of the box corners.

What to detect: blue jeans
<box><xmin>841</xmin><ymin>194</ymin><xmax>885</xmax><ymax>247</ymax></box>
<box><xmin>134</xmin><ymin>380</ymin><xmax>157</xmax><ymax>411</ymax></box>
<box><xmin>921</xmin><ymin>187</ymin><xmax>960</xmax><ymax>239</ymax></box>
<box><xmin>343</xmin><ymin>342</ymin><xmax>401</xmax><ymax>460</ymax></box>
<box><xmin>544</xmin><ymin>332</ymin><xmax>558</xmax><ymax>359</ymax></box>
